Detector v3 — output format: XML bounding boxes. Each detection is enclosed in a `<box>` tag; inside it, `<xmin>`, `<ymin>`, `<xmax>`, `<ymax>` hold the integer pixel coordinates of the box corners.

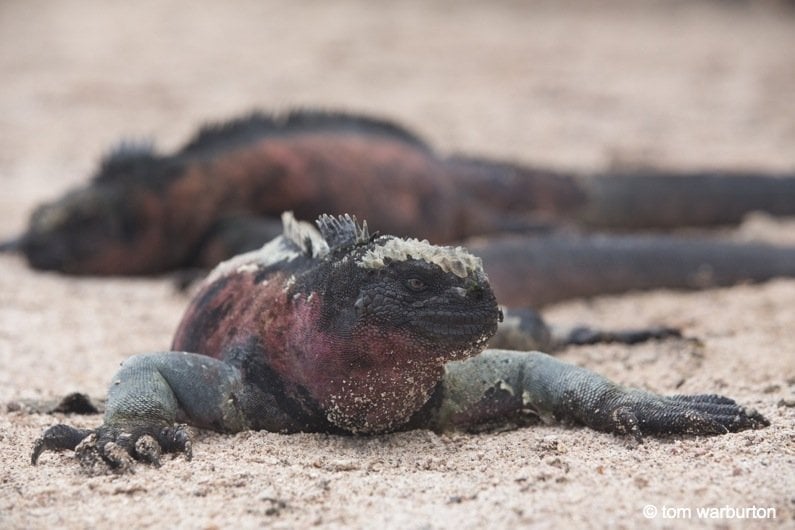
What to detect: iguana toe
<box><xmin>31</xmin><ymin>423</ymin><xmax>93</xmax><ymax>465</ymax></box>
<box><xmin>157</xmin><ymin>424</ymin><xmax>193</xmax><ymax>461</ymax></box>
<box><xmin>76</xmin><ymin>434</ymin><xmax>136</xmax><ymax>474</ymax></box>
<box><xmin>133</xmin><ymin>435</ymin><xmax>162</xmax><ymax>467</ymax></box>
<box><xmin>670</xmin><ymin>394</ymin><xmax>770</xmax><ymax>431</ymax></box>
<box><xmin>609</xmin><ymin>406</ymin><xmax>643</xmax><ymax>442</ymax></box>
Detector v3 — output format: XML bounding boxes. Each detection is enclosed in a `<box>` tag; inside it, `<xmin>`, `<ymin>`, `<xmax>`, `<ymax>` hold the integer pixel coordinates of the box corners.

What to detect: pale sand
<box><xmin>1</xmin><ymin>1</ymin><xmax>793</xmax><ymax>528</ymax></box>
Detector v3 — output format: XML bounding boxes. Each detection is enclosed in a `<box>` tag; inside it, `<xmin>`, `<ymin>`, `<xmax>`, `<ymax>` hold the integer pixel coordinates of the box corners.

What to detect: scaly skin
<box><xmin>471</xmin><ymin>233</ymin><xmax>795</xmax><ymax>308</ymax></box>
<box><xmin>31</xmin><ymin>214</ymin><xmax>768</xmax><ymax>473</ymax></box>
<box><xmin>7</xmin><ymin>110</ymin><xmax>795</xmax><ymax>280</ymax></box>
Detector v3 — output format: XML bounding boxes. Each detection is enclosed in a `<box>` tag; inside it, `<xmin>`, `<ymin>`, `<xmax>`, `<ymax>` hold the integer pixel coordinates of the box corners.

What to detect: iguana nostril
<box><xmin>465</xmin><ymin>280</ymin><xmax>484</xmax><ymax>300</ymax></box>
<box><xmin>452</xmin><ymin>287</ymin><xmax>468</xmax><ymax>298</ymax></box>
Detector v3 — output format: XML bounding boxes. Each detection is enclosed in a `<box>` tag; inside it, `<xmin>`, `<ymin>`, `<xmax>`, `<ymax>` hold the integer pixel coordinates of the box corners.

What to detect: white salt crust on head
<box><xmin>205</xmin><ymin>213</ymin><xmax>484</xmax><ymax>284</ymax></box>
<box><xmin>204</xmin><ymin>212</ymin><xmax>334</xmax><ymax>284</ymax></box>
<box><xmin>203</xmin><ymin>236</ymin><xmax>301</xmax><ymax>284</ymax></box>
<box><xmin>282</xmin><ymin>211</ymin><xmax>330</xmax><ymax>258</ymax></box>
<box><xmin>357</xmin><ymin>237</ymin><xmax>483</xmax><ymax>278</ymax></box>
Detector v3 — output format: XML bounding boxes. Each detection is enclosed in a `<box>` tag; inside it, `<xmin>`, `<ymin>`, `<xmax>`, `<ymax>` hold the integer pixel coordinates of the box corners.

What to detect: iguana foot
<box><xmin>559</xmin><ymin>325</ymin><xmax>681</xmax><ymax>346</ymax></box>
<box><xmin>32</xmin><ymin>423</ymin><xmax>192</xmax><ymax>473</ymax></box>
<box><xmin>491</xmin><ymin>308</ymin><xmax>684</xmax><ymax>352</ymax></box>
<box><xmin>599</xmin><ymin>392</ymin><xmax>769</xmax><ymax>442</ymax></box>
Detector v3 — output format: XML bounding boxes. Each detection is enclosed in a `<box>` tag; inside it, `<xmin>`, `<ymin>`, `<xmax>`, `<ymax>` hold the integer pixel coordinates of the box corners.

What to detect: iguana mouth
<box><xmin>406</xmin><ymin>299</ymin><xmax>501</xmax><ymax>349</ymax></box>
<box><xmin>414</xmin><ymin>311</ymin><xmax>496</xmax><ymax>336</ymax></box>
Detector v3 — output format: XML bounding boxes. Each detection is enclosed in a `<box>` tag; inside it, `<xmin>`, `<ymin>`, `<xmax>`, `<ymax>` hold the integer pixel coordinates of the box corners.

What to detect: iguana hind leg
<box><xmin>550</xmin><ymin>323</ymin><xmax>681</xmax><ymax>347</ymax></box>
<box><xmin>490</xmin><ymin>307</ymin><xmax>681</xmax><ymax>352</ymax></box>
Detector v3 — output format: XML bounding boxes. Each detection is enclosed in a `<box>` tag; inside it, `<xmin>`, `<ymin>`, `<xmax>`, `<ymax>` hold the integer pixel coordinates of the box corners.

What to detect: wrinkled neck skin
<box><xmin>264</xmin><ymin>289</ymin><xmax>457</xmax><ymax>434</ymax></box>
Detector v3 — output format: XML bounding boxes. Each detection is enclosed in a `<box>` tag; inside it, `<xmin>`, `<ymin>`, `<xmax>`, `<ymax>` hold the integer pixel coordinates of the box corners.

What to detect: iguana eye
<box><xmin>405</xmin><ymin>278</ymin><xmax>427</xmax><ymax>292</ymax></box>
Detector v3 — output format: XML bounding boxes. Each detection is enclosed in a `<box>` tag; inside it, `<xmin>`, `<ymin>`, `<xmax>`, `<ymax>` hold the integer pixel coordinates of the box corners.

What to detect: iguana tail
<box><xmin>577</xmin><ymin>170</ymin><xmax>795</xmax><ymax>230</ymax></box>
<box><xmin>0</xmin><ymin>236</ymin><xmax>23</xmax><ymax>253</ymax></box>
<box><xmin>449</xmin><ymin>156</ymin><xmax>795</xmax><ymax>231</ymax></box>
<box><xmin>469</xmin><ymin>233</ymin><xmax>795</xmax><ymax>307</ymax></box>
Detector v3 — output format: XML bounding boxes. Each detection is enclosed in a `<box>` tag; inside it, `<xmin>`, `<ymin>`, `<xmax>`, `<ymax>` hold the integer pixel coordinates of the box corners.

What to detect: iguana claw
<box><xmin>31</xmin><ymin>424</ymin><xmax>92</xmax><ymax>465</ymax></box>
<box><xmin>32</xmin><ymin>422</ymin><xmax>193</xmax><ymax>473</ymax></box>
<box><xmin>606</xmin><ymin>392</ymin><xmax>769</xmax><ymax>441</ymax></box>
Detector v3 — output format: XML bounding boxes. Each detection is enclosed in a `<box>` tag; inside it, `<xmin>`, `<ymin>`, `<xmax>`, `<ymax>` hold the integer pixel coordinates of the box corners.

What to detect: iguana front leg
<box><xmin>429</xmin><ymin>349</ymin><xmax>769</xmax><ymax>438</ymax></box>
<box><xmin>32</xmin><ymin>352</ymin><xmax>249</xmax><ymax>471</ymax></box>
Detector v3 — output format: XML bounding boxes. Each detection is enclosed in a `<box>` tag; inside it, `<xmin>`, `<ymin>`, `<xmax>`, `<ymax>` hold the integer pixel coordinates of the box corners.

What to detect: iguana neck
<box><xmin>264</xmin><ymin>291</ymin><xmax>447</xmax><ymax>433</ymax></box>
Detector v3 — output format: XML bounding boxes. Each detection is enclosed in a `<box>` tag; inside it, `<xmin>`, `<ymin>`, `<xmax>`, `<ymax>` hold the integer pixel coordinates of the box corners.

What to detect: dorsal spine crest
<box><xmin>94</xmin><ymin>139</ymin><xmax>158</xmax><ymax>182</ymax></box>
<box><xmin>316</xmin><ymin>214</ymin><xmax>371</xmax><ymax>251</ymax></box>
<box><xmin>179</xmin><ymin>109</ymin><xmax>430</xmax><ymax>156</ymax></box>
<box><xmin>281</xmin><ymin>212</ymin><xmax>329</xmax><ymax>258</ymax></box>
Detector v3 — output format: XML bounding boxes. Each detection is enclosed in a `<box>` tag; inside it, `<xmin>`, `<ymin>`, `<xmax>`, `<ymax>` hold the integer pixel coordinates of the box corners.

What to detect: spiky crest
<box><xmin>179</xmin><ymin>110</ymin><xmax>430</xmax><ymax>156</ymax></box>
<box><xmin>281</xmin><ymin>212</ymin><xmax>329</xmax><ymax>258</ymax></box>
<box><xmin>316</xmin><ymin>214</ymin><xmax>371</xmax><ymax>251</ymax></box>
<box><xmin>94</xmin><ymin>139</ymin><xmax>158</xmax><ymax>182</ymax></box>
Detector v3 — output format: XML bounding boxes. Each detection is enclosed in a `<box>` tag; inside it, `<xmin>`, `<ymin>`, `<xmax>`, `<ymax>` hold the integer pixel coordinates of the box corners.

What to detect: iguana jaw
<box><xmin>282</xmin><ymin>276</ymin><xmax>499</xmax><ymax>433</ymax></box>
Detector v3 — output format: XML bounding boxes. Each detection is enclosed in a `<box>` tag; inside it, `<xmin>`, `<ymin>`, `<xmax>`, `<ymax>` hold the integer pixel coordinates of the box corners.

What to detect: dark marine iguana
<box><xmin>4</xmin><ymin>110</ymin><xmax>795</xmax><ymax>297</ymax></box>
<box><xmin>31</xmin><ymin>213</ymin><xmax>768</xmax><ymax>472</ymax></box>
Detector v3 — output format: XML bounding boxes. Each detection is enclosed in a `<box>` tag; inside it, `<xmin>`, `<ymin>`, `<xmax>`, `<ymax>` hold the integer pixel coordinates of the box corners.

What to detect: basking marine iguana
<box><xmin>3</xmin><ymin>110</ymin><xmax>795</xmax><ymax>307</ymax></box>
<box><xmin>31</xmin><ymin>214</ymin><xmax>768</xmax><ymax>472</ymax></box>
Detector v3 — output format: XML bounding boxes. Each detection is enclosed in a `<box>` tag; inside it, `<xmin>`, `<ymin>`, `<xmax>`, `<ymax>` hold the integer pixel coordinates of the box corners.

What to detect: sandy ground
<box><xmin>1</xmin><ymin>1</ymin><xmax>794</xmax><ymax>528</ymax></box>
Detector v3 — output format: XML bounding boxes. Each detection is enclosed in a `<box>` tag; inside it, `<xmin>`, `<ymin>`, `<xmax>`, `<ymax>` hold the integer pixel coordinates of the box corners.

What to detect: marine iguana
<box><xmin>5</xmin><ymin>110</ymin><xmax>795</xmax><ymax>289</ymax></box>
<box><xmin>31</xmin><ymin>213</ymin><xmax>768</xmax><ymax>472</ymax></box>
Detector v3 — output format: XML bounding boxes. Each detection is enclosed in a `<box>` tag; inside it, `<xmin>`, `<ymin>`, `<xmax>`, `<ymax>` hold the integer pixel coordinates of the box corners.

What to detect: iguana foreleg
<box><xmin>429</xmin><ymin>349</ymin><xmax>768</xmax><ymax>438</ymax></box>
<box><xmin>31</xmin><ymin>352</ymin><xmax>249</xmax><ymax>470</ymax></box>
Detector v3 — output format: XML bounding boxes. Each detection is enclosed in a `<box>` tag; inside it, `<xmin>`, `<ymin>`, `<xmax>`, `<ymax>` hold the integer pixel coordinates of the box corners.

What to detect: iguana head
<box><xmin>346</xmin><ymin>232</ymin><xmax>500</xmax><ymax>358</ymax></box>
<box><xmin>21</xmin><ymin>185</ymin><xmax>132</xmax><ymax>273</ymax></box>
<box><xmin>266</xmin><ymin>213</ymin><xmax>503</xmax><ymax>432</ymax></box>
<box><xmin>16</xmin><ymin>143</ymin><xmax>198</xmax><ymax>274</ymax></box>
<box><xmin>281</xmin><ymin>213</ymin><xmax>502</xmax><ymax>359</ymax></box>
